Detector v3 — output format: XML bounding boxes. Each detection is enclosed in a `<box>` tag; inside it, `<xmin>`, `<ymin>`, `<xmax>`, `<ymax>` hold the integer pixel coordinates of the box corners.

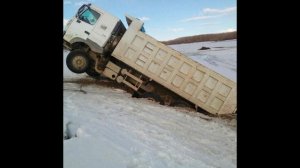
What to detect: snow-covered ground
<box><xmin>64</xmin><ymin>40</ymin><xmax>236</xmax><ymax>168</ymax></box>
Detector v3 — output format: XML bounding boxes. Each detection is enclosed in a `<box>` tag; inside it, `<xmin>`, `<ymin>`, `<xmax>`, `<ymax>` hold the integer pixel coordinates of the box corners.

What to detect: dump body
<box><xmin>112</xmin><ymin>16</ymin><xmax>236</xmax><ymax>115</ymax></box>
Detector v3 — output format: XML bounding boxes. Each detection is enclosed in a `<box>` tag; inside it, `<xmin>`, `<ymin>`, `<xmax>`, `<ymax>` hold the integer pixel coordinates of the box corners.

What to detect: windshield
<box><xmin>77</xmin><ymin>5</ymin><xmax>100</xmax><ymax>25</ymax></box>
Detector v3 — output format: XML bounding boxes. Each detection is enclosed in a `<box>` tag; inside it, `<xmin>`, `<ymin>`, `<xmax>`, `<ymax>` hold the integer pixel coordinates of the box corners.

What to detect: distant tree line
<box><xmin>162</xmin><ymin>31</ymin><xmax>236</xmax><ymax>45</ymax></box>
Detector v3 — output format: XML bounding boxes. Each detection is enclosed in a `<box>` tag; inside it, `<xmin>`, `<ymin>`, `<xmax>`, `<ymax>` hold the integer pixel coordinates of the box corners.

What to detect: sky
<box><xmin>64</xmin><ymin>0</ymin><xmax>236</xmax><ymax>41</ymax></box>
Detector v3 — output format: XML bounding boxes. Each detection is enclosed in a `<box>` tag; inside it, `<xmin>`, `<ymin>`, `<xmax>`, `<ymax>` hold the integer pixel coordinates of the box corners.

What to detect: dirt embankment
<box><xmin>162</xmin><ymin>31</ymin><xmax>236</xmax><ymax>45</ymax></box>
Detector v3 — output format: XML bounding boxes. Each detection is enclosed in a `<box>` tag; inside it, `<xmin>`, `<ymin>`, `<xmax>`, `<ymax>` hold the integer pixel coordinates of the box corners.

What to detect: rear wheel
<box><xmin>132</xmin><ymin>91</ymin><xmax>141</xmax><ymax>98</ymax></box>
<box><xmin>173</xmin><ymin>99</ymin><xmax>191</xmax><ymax>107</ymax></box>
<box><xmin>142</xmin><ymin>92</ymin><xmax>164</xmax><ymax>105</ymax></box>
<box><xmin>163</xmin><ymin>95</ymin><xmax>174</xmax><ymax>106</ymax></box>
<box><xmin>66</xmin><ymin>49</ymin><xmax>90</xmax><ymax>73</ymax></box>
<box><xmin>86</xmin><ymin>67</ymin><xmax>101</xmax><ymax>78</ymax></box>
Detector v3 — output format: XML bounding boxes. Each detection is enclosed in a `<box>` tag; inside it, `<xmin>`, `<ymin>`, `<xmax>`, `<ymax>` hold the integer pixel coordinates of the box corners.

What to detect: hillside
<box><xmin>162</xmin><ymin>31</ymin><xmax>236</xmax><ymax>45</ymax></box>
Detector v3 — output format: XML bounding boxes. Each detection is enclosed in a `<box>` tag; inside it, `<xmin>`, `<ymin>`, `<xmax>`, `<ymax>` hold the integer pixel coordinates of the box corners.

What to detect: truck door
<box><xmin>90</xmin><ymin>13</ymin><xmax>119</xmax><ymax>47</ymax></box>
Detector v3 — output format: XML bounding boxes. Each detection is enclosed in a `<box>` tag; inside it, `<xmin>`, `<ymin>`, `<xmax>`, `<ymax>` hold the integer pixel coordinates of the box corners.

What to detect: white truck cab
<box><xmin>63</xmin><ymin>3</ymin><xmax>123</xmax><ymax>54</ymax></box>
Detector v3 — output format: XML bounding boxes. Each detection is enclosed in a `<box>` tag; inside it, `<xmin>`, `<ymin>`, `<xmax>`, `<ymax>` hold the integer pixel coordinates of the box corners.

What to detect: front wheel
<box><xmin>66</xmin><ymin>49</ymin><xmax>90</xmax><ymax>73</ymax></box>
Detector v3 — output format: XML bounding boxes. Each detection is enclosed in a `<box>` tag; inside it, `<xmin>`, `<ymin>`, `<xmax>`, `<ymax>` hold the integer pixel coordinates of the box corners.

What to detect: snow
<box><xmin>63</xmin><ymin>40</ymin><xmax>236</xmax><ymax>168</ymax></box>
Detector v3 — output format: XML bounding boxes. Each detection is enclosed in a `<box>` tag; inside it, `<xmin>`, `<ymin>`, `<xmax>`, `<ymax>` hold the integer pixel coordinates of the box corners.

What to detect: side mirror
<box><xmin>76</xmin><ymin>4</ymin><xmax>86</xmax><ymax>18</ymax></box>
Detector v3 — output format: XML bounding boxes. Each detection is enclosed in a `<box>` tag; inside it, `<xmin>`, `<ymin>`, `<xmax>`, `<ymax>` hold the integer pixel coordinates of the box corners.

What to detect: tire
<box><xmin>132</xmin><ymin>91</ymin><xmax>141</xmax><ymax>98</ymax></box>
<box><xmin>66</xmin><ymin>49</ymin><xmax>90</xmax><ymax>73</ymax></box>
<box><xmin>173</xmin><ymin>99</ymin><xmax>190</xmax><ymax>107</ymax></box>
<box><xmin>163</xmin><ymin>95</ymin><xmax>174</xmax><ymax>106</ymax></box>
<box><xmin>142</xmin><ymin>92</ymin><xmax>164</xmax><ymax>105</ymax></box>
<box><xmin>86</xmin><ymin>67</ymin><xmax>101</xmax><ymax>78</ymax></box>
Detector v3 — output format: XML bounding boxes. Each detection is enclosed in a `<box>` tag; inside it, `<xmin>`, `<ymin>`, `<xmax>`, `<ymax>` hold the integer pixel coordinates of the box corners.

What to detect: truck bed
<box><xmin>112</xmin><ymin>16</ymin><xmax>236</xmax><ymax>115</ymax></box>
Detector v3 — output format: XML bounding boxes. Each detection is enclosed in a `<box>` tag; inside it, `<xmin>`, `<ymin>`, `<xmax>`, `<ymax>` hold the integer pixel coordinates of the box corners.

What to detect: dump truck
<box><xmin>63</xmin><ymin>3</ymin><xmax>236</xmax><ymax>115</ymax></box>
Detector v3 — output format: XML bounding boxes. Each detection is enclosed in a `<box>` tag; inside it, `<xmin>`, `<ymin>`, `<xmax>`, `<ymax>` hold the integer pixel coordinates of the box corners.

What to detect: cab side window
<box><xmin>79</xmin><ymin>8</ymin><xmax>100</xmax><ymax>25</ymax></box>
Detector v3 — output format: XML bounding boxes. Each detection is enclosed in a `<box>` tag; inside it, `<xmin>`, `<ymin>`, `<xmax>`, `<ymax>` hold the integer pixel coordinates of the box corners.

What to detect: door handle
<box><xmin>100</xmin><ymin>25</ymin><xmax>107</xmax><ymax>30</ymax></box>
<box><xmin>84</xmin><ymin>31</ymin><xmax>90</xmax><ymax>35</ymax></box>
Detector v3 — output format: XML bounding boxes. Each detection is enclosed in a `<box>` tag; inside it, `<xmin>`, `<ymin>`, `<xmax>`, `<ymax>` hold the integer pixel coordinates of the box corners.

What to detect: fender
<box><xmin>70</xmin><ymin>37</ymin><xmax>103</xmax><ymax>53</ymax></box>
